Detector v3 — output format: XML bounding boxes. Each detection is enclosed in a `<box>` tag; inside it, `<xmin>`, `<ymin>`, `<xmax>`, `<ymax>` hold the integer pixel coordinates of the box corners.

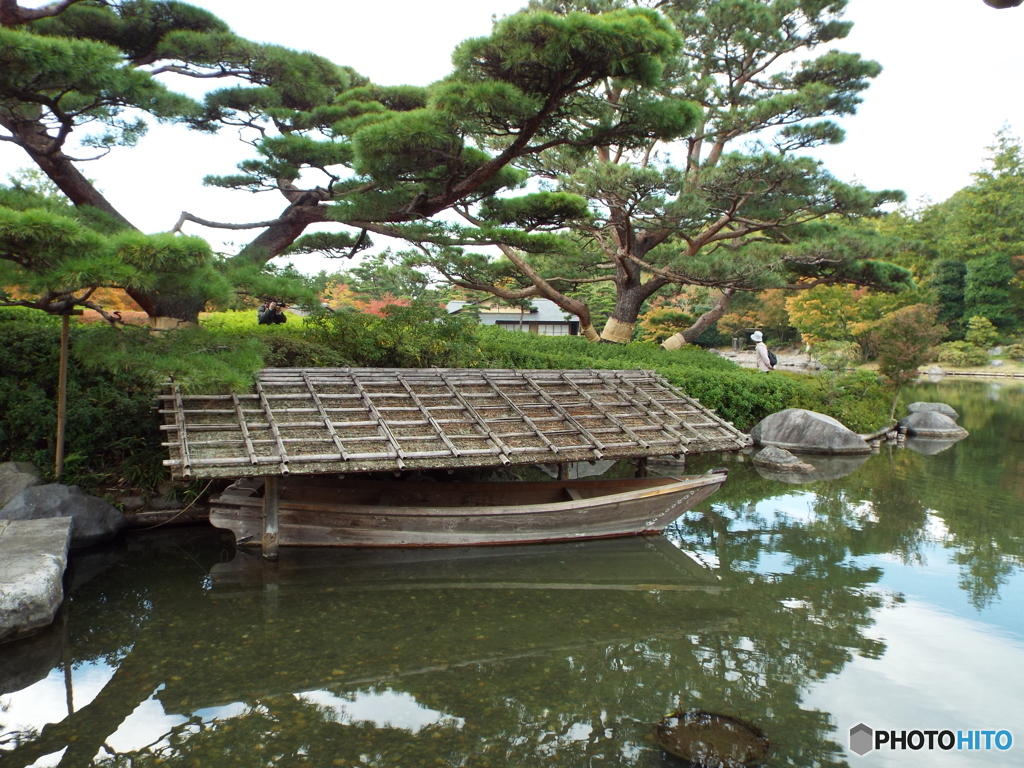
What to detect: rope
<box><xmin>132</xmin><ymin>480</ymin><xmax>214</xmax><ymax>530</ymax></box>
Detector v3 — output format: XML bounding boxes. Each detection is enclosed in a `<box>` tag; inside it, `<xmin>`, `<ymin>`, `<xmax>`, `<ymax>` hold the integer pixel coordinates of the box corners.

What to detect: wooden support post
<box><xmin>636</xmin><ymin>457</ymin><xmax>648</xmax><ymax>478</ymax></box>
<box><xmin>55</xmin><ymin>314</ymin><xmax>70</xmax><ymax>479</ymax></box>
<box><xmin>557</xmin><ymin>462</ymin><xmax>570</xmax><ymax>481</ymax></box>
<box><xmin>262</xmin><ymin>475</ymin><xmax>279</xmax><ymax>561</ymax></box>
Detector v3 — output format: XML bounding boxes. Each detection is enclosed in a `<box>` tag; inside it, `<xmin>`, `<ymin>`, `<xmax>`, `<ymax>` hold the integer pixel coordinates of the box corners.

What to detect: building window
<box><xmin>495</xmin><ymin>321</ymin><xmax>529</xmax><ymax>332</ymax></box>
<box><xmin>537</xmin><ymin>323</ymin><xmax>570</xmax><ymax>336</ymax></box>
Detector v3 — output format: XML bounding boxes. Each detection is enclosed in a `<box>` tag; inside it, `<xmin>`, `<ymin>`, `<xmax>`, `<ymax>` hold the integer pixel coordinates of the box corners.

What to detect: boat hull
<box><xmin>210</xmin><ymin>474</ymin><xmax>726</xmax><ymax>548</ymax></box>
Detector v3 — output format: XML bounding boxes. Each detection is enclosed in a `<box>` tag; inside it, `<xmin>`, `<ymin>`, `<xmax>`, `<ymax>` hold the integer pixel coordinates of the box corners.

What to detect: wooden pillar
<box><xmin>557</xmin><ymin>462</ymin><xmax>569</xmax><ymax>481</ymax></box>
<box><xmin>262</xmin><ymin>475</ymin><xmax>279</xmax><ymax>561</ymax></box>
<box><xmin>635</xmin><ymin>457</ymin><xmax>648</xmax><ymax>478</ymax></box>
<box><xmin>55</xmin><ymin>314</ymin><xmax>70</xmax><ymax>479</ymax></box>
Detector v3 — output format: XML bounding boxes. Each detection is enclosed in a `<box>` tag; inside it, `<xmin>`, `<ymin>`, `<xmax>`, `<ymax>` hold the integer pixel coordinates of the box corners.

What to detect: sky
<box><xmin>3</xmin><ymin>0</ymin><xmax>1024</xmax><ymax>275</ymax></box>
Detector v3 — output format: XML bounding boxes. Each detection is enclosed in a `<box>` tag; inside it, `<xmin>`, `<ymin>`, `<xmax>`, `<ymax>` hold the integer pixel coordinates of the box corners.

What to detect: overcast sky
<box><xmin>3</xmin><ymin>0</ymin><xmax>1023</xmax><ymax>274</ymax></box>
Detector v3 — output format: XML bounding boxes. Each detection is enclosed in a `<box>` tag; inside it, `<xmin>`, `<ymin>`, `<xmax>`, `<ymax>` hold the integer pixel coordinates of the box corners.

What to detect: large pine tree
<box><xmin>409</xmin><ymin>0</ymin><xmax>913</xmax><ymax>344</ymax></box>
<box><xmin>2</xmin><ymin>0</ymin><xmax>694</xmax><ymax>322</ymax></box>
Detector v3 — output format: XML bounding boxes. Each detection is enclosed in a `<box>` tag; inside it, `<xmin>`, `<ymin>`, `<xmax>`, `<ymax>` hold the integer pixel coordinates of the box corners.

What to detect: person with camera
<box><xmin>257</xmin><ymin>299</ymin><xmax>287</xmax><ymax>325</ymax></box>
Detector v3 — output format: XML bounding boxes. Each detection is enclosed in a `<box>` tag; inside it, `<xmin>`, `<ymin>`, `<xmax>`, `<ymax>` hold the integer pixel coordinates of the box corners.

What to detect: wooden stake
<box><xmin>55</xmin><ymin>313</ymin><xmax>70</xmax><ymax>479</ymax></box>
<box><xmin>636</xmin><ymin>457</ymin><xmax>648</xmax><ymax>478</ymax></box>
<box><xmin>262</xmin><ymin>475</ymin><xmax>279</xmax><ymax>561</ymax></box>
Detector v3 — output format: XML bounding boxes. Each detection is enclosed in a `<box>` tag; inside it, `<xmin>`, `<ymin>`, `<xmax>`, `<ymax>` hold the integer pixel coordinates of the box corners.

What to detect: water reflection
<box><xmin>1</xmin><ymin>381</ymin><xmax>1022</xmax><ymax>768</ymax></box>
<box><xmin>752</xmin><ymin>454</ymin><xmax>870</xmax><ymax>484</ymax></box>
<box><xmin>0</xmin><ymin>532</ymin><xmax>877</xmax><ymax>768</ymax></box>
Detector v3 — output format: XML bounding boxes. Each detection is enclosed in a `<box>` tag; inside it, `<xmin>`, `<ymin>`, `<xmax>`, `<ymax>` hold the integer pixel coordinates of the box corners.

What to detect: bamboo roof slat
<box><xmin>439</xmin><ymin>372</ymin><xmax>514</xmax><ymax>466</ymax></box>
<box><xmin>478</xmin><ymin>373</ymin><xmax>568</xmax><ymax>458</ymax></box>
<box><xmin>161</xmin><ymin>368</ymin><xmax>750</xmax><ymax>478</ymax></box>
<box><xmin>349</xmin><ymin>376</ymin><xmax>407</xmax><ymax>470</ymax></box>
<box><xmin>254</xmin><ymin>380</ymin><xmax>290</xmax><ymax>475</ymax></box>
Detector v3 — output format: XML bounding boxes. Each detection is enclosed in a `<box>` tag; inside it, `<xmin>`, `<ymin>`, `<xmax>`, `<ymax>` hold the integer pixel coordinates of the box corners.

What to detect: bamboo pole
<box><xmin>55</xmin><ymin>313</ymin><xmax>70</xmax><ymax>479</ymax></box>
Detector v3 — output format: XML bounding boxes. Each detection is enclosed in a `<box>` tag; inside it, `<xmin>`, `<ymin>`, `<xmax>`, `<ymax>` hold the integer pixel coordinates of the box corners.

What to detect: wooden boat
<box><xmin>209</xmin><ymin>471</ymin><xmax>727</xmax><ymax>548</ymax></box>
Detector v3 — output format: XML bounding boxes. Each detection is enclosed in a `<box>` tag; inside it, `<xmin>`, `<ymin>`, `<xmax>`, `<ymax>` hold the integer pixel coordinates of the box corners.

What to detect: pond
<box><xmin>1</xmin><ymin>379</ymin><xmax>1022</xmax><ymax>768</ymax></box>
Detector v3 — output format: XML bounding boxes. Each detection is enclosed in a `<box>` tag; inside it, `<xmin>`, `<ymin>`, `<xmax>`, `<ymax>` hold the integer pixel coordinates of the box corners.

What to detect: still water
<box><xmin>1</xmin><ymin>380</ymin><xmax>1022</xmax><ymax>768</ymax></box>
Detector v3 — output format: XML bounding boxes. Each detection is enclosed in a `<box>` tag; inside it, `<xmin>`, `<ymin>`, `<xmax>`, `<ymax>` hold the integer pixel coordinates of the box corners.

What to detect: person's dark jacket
<box><xmin>257</xmin><ymin>304</ymin><xmax>287</xmax><ymax>325</ymax></box>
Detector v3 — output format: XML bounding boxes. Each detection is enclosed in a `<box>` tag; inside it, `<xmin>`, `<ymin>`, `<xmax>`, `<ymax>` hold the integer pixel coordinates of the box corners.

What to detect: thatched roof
<box><xmin>160</xmin><ymin>368</ymin><xmax>750</xmax><ymax>479</ymax></box>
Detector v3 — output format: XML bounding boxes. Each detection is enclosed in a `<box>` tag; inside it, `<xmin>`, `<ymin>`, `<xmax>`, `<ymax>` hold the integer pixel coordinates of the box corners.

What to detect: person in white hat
<box><xmin>751</xmin><ymin>331</ymin><xmax>773</xmax><ymax>372</ymax></box>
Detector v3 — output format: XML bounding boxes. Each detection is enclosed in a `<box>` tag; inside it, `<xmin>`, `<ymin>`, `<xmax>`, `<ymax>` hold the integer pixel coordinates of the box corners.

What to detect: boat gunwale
<box><xmin>210</xmin><ymin>474</ymin><xmax>724</xmax><ymax>520</ymax></box>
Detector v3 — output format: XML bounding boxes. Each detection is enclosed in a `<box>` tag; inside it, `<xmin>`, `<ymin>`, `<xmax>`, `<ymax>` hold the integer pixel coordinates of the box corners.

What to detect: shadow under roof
<box><xmin>160</xmin><ymin>368</ymin><xmax>750</xmax><ymax>479</ymax></box>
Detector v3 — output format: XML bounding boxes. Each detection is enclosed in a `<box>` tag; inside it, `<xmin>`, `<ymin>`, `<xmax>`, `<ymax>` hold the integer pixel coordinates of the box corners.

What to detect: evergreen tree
<box><xmin>930</xmin><ymin>259</ymin><xmax>967</xmax><ymax>339</ymax></box>
<box><xmin>411</xmin><ymin>0</ymin><xmax>911</xmax><ymax>344</ymax></box>
<box><xmin>964</xmin><ymin>254</ymin><xmax>1020</xmax><ymax>330</ymax></box>
<box><xmin>3</xmin><ymin>1</ymin><xmax>688</xmax><ymax>322</ymax></box>
<box><xmin>0</xmin><ymin>181</ymin><xmax>218</xmax><ymax>319</ymax></box>
<box><xmin>900</xmin><ymin>130</ymin><xmax>1024</xmax><ymax>334</ymax></box>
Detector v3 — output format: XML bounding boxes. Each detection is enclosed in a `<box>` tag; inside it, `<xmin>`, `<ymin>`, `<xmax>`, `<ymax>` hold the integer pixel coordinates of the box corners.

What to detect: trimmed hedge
<box><xmin>475</xmin><ymin>327</ymin><xmax>890</xmax><ymax>433</ymax></box>
<box><xmin>0</xmin><ymin>309</ymin><xmax>892</xmax><ymax>491</ymax></box>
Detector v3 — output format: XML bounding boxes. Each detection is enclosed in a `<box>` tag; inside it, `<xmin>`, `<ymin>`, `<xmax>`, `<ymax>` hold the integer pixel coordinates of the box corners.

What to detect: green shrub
<box><xmin>260</xmin><ymin>334</ymin><xmax>351</xmax><ymax>368</ymax></box>
<box><xmin>965</xmin><ymin>316</ymin><xmax>1000</xmax><ymax>348</ymax></box>
<box><xmin>936</xmin><ymin>341</ymin><xmax>989</xmax><ymax>367</ymax></box>
<box><xmin>0</xmin><ymin>309</ymin><xmax>165</xmax><ymax>491</ymax></box>
<box><xmin>1004</xmin><ymin>343</ymin><xmax>1024</xmax><ymax>360</ymax></box>
<box><xmin>306</xmin><ymin>302</ymin><xmax>482</xmax><ymax>368</ymax></box>
<box><xmin>812</xmin><ymin>340</ymin><xmax>862</xmax><ymax>373</ymax></box>
<box><xmin>476</xmin><ymin>327</ymin><xmax>890</xmax><ymax>432</ymax></box>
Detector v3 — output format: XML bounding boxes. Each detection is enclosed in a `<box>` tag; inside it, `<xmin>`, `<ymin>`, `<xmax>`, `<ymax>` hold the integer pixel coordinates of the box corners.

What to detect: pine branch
<box><xmin>0</xmin><ymin>0</ymin><xmax>87</xmax><ymax>26</ymax></box>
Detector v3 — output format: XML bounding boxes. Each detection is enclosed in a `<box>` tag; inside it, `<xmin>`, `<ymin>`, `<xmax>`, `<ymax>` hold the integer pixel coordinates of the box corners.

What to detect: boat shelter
<box><xmin>160</xmin><ymin>368</ymin><xmax>749</xmax><ymax>557</ymax></box>
<box><xmin>162</xmin><ymin>368</ymin><xmax>748</xmax><ymax>479</ymax></box>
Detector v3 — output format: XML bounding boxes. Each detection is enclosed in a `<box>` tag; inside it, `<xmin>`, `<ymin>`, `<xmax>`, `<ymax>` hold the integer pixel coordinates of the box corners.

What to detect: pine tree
<box><xmin>3</xmin><ymin>1</ymin><xmax>690</xmax><ymax>322</ymax></box>
<box><xmin>409</xmin><ymin>0</ymin><xmax>912</xmax><ymax>344</ymax></box>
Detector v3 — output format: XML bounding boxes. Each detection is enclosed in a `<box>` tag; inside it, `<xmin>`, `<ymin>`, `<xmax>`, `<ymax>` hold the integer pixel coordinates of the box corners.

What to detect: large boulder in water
<box><xmin>750</xmin><ymin>409</ymin><xmax>871</xmax><ymax>455</ymax></box>
<box><xmin>898</xmin><ymin>411</ymin><xmax>969</xmax><ymax>440</ymax></box>
<box><xmin>1</xmin><ymin>484</ymin><xmax>125</xmax><ymax>548</ymax></box>
<box><xmin>0</xmin><ymin>462</ymin><xmax>42</xmax><ymax>508</ymax></box>
<box><xmin>907</xmin><ymin>401</ymin><xmax>959</xmax><ymax>421</ymax></box>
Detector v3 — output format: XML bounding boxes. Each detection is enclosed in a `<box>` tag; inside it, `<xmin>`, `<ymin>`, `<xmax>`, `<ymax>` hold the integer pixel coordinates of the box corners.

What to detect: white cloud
<box><xmin>805</xmin><ymin>599</ymin><xmax>1024</xmax><ymax>767</ymax></box>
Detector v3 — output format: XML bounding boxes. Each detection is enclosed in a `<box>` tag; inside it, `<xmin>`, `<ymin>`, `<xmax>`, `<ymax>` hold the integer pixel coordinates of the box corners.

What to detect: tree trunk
<box><xmin>148</xmin><ymin>294</ymin><xmax>208</xmax><ymax>325</ymax></box>
<box><xmin>598</xmin><ymin>275</ymin><xmax>667</xmax><ymax>344</ymax></box>
<box><xmin>661</xmin><ymin>289</ymin><xmax>734</xmax><ymax>350</ymax></box>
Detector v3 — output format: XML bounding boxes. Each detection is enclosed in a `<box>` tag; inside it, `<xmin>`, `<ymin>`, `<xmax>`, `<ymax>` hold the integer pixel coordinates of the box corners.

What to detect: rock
<box><xmin>990</xmin><ymin>346</ymin><xmax>1004</xmax><ymax>356</ymax></box>
<box><xmin>898</xmin><ymin>411</ymin><xmax>969</xmax><ymax>440</ymax></box>
<box><xmin>928</xmin><ymin>366</ymin><xmax>945</xmax><ymax>382</ymax></box>
<box><xmin>115</xmin><ymin>494</ymin><xmax>185</xmax><ymax>512</ymax></box>
<box><xmin>754</xmin><ymin>454</ymin><xmax>870</xmax><ymax>484</ymax></box>
<box><xmin>907</xmin><ymin>401</ymin><xmax>960</xmax><ymax>420</ymax></box>
<box><xmin>752</xmin><ymin>446</ymin><xmax>816</xmax><ymax>473</ymax></box>
<box><xmin>0</xmin><ymin>518</ymin><xmax>72</xmax><ymax>643</ymax></box>
<box><xmin>1</xmin><ymin>484</ymin><xmax>125</xmax><ymax>548</ymax></box>
<box><xmin>0</xmin><ymin>461</ymin><xmax>42</xmax><ymax>508</ymax></box>
<box><xmin>750</xmin><ymin>408</ymin><xmax>872</xmax><ymax>454</ymax></box>
<box><xmin>991</xmin><ymin>359</ymin><xmax>1004</xmax><ymax>367</ymax></box>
